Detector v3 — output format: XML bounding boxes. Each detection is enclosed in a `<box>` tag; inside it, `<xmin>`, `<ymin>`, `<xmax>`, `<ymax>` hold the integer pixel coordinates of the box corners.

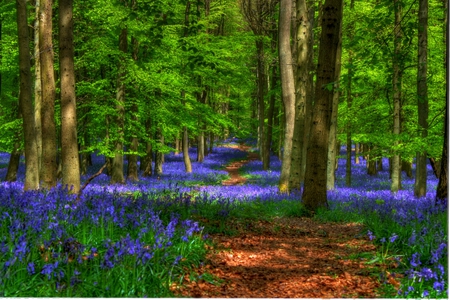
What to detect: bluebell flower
<box><xmin>367</xmin><ymin>230</ymin><xmax>375</xmax><ymax>241</ymax></box>
<box><xmin>408</xmin><ymin>230</ymin><xmax>417</xmax><ymax>246</ymax></box>
<box><xmin>419</xmin><ymin>267</ymin><xmax>436</xmax><ymax>281</ymax></box>
<box><xmin>27</xmin><ymin>262</ymin><xmax>35</xmax><ymax>275</ymax></box>
<box><xmin>433</xmin><ymin>281</ymin><xmax>444</xmax><ymax>293</ymax></box>
<box><xmin>410</xmin><ymin>252</ymin><xmax>421</xmax><ymax>267</ymax></box>
<box><xmin>422</xmin><ymin>290</ymin><xmax>429</xmax><ymax>297</ymax></box>
<box><xmin>389</xmin><ymin>233</ymin><xmax>398</xmax><ymax>243</ymax></box>
<box><xmin>380</xmin><ymin>237</ymin><xmax>386</xmax><ymax>243</ymax></box>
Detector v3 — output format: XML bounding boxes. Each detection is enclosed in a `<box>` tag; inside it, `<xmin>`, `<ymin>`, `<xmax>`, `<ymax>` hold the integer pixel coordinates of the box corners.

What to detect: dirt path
<box><xmin>221</xmin><ymin>144</ymin><xmax>259</xmax><ymax>186</ymax></box>
<box><xmin>172</xmin><ymin>145</ymin><xmax>392</xmax><ymax>298</ymax></box>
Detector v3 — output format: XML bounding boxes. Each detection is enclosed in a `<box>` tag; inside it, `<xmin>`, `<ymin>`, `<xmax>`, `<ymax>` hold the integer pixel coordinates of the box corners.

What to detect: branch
<box><xmin>76</xmin><ymin>163</ymin><xmax>107</xmax><ymax>201</ymax></box>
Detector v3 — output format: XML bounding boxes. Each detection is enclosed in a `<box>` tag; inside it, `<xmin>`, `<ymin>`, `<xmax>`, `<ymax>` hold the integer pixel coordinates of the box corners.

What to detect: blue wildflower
<box><xmin>27</xmin><ymin>262</ymin><xmax>35</xmax><ymax>275</ymax></box>
<box><xmin>433</xmin><ymin>281</ymin><xmax>444</xmax><ymax>293</ymax></box>
<box><xmin>389</xmin><ymin>233</ymin><xmax>398</xmax><ymax>243</ymax></box>
<box><xmin>367</xmin><ymin>230</ymin><xmax>375</xmax><ymax>241</ymax></box>
<box><xmin>422</xmin><ymin>290</ymin><xmax>429</xmax><ymax>297</ymax></box>
<box><xmin>410</xmin><ymin>252</ymin><xmax>421</xmax><ymax>267</ymax></box>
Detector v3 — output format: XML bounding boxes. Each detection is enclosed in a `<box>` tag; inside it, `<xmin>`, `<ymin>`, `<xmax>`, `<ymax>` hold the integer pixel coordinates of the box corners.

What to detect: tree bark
<box><xmin>34</xmin><ymin>0</ymin><xmax>42</xmax><ymax>174</ymax></box>
<box><xmin>59</xmin><ymin>0</ymin><xmax>80</xmax><ymax>193</ymax></box>
<box><xmin>278</xmin><ymin>0</ymin><xmax>296</xmax><ymax>193</ymax></box>
<box><xmin>142</xmin><ymin>118</ymin><xmax>153</xmax><ymax>177</ymax></box>
<box><xmin>183</xmin><ymin>126</ymin><xmax>192</xmax><ymax>173</ymax></box>
<box><xmin>289</xmin><ymin>0</ymin><xmax>314</xmax><ymax>191</ymax></box>
<box><xmin>326</xmin><ymin>33</ymin><xmax>342</xmax><ymax>190</ymax></box>
<box><xmin>414</xmin><ymin>0</ymin><xmax>428</xmax><ymax>197</ymax></box>
<box><xmin>127</xmin><ymin>36</ymin><xmax>139</xmax><ymax>182</ymax></box>
<box><xmin>436</xmin><ymin>4</ymin><xmax>448</xmax><ymax>205</ymax></box>
<box><xmin>16</xmin><ymin>0</ymin><xmax>39</xmax><ymax>190</ymax></box>
<box><xmin>391</xmin><ymin>0</ymin><xmax>402</xmax><ymax>193</ymax></box>
<box><xmin>39</xmin><ymin>0</ymin><xmax>57</xmax><ymax>189</ymax></box>
<box><xmin>154</xmin><ymin>126</ymin><xmax>164</xmax><ymax>176</ymax></box>
<box><xmin>110</xmin><ymin>28</ymin><xmax>127</xmax><ymax>184</ymax></box>
<box><xmin>302</xmin><ymin>0</ymin><xmax>343</xmax><ymax>211</ymax></box>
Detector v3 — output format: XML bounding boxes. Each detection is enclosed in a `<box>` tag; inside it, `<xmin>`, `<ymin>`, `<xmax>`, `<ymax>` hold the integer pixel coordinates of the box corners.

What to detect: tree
<box><xmin>302</xmin><ymin>0</ymin><xmax>343</xmax><ymax>211</ymax></box>
<box><xmin>278</xmin><ymin>0</ymin><xmax>295</xmax><ymax>193</ymax></box>
<box><xmin>59</xmin><ymin>0</ymin><xmax>80</xmax><ymax>193</ymax></box>
<box><xmin>16</xmin><ymin>0</ymin><xmax>39</xmax><ymax>190</ymax></box>
<box><xmin>289</xmin><ymin>0</ymin><xmax>314</xmax><ymax>192</ymax></box>
<box><xmin>39</xmin><ymin>0</ymin><xmax>57</xmax><ymax>189</ymax></box>
<box><xmin>414</xmin><ymin>0</ymin><xmax>428</xmax><ymax>197</ymax></box>
<box><xmin>34</xmin><ymin>0</ymin><xmax>42</xmax><ymax>173</ymax></box>
<box><xmin>110</xmin><ymin>28</ymin><xmax>127</xmax><ymax>184</ymax></box>
<box><xmin>391</xmin><ymin>0</ymin><xmax>402</xmax><ymax>193</ymax></box>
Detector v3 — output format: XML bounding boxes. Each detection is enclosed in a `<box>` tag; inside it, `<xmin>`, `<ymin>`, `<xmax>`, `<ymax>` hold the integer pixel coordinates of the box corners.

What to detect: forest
<box><xmin>0</xmin><ymin>0</ymin><xmax>448</xmax><ymax>297</ymax></box>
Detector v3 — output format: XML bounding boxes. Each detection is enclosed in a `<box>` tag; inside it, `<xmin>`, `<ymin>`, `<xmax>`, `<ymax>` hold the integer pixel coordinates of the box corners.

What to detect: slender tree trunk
<box><xmin>256</xmin><ymin>40</ymin><xmax>266</xmax><ymax>161</ymax></box>
<box><xmin>34</xmin><ymin>0</ymin><xmax>42</xmax><ymax>173</ymax></box>
<box><xmin>111</xmin><ymin>28</ymin><xmax>127</xmax><ymax>184</ymax></box>
<box><xmin>326</xmin><ymin>34</ymin><xmax>342</xmax><ymax>190</ymax></box>
<box><xmin>154</xmin><ymin>126</ymin><xmax>164</xmax><ymax>176</ymax></box>
<box><xmin>59</xmin><ymin>0</ymin><xmax>80</xmax><ymax>193</ymax></box>
<box><xmin>278</xmin><ymin>0</ymin><xmax>296</xmax><ymax>193</ymax></box>
<box><xmin>289</xmin><ymin>0</ymin><xmax>314</xmax><ymax>191</ymax></box>
<box><xmin>127</xmin><ymin>37</ymin><xmax>139</xmax><ymax>182</ymax></box>
<box><xmin>142</xmin><ymin>118</ymin><xmax>153</xmax><ymax>176</ymax></box>
<box><xmin>355</xmin><ymin>143</ymin><xmax>360</xmax><ymax>164</ymax></box>
<box><xmin>39</xmin><ymin>0</ymin><xmax>57</xmax><ymax>189</ymax></box>
<box><xmin>183</xmin><ymin>126</ymin><xmax>192</xmax><ymax>173</ymax></box>
<box><xmin>345</xmin><ymin>0</ymin><xmax>355</xmax><ymax>187</ymax></box>
<box><xmin>391</xmin><ymin>0</ymin><xmax>402</xmax><ymax>193</ymax></box>
<box><xmin>414</xmin><ymin>0</ymin><xmax>428</xmax><ymax>197</ymax></box>
<box><xmin>6</xmin><ymin>128</ymin><xmax>21</xmax><ymax>182</ymax></box>
<box><xmin>302</xmin><ymin>0</ymin><xmax>343</xmax><ymax>211</ymax></box>
<box><xmin>436</xmin><ymin>2</ymin><xmax>448</xmax><ymax>204</ymax></box>
<box><xmin>17</xmin><ymin>0</ymin><xmax>39</xmax><ymax>190</ymax></box>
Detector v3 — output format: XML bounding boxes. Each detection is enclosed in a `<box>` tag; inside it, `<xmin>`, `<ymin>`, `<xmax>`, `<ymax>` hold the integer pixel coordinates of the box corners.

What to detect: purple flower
<box><xmin>410</xmin><ymin>252</ymin><xmax>421</xmax><ymax>267</ymax></box>
<box><xmin>389</xmin><ymin>233</ymin><xmax>398</xmax><ymax>243</ymax></box>
<box><xmin>422</xmin><ymin>290</ymin><xmax>429</xmax><ymax>297</ymax></box>
<box><xmin>433</xmin><ymin>281</ymin><xmax>445</xmax><ymax>293</ymax></box>
<box><xmin>27</xmin><ymin>262</ymin><xmax>35</xmax><ymax>275</ymax></box>
<box><xmin>41</xmin><ymin>262</ymin><xmax>58</xmax><ymax>280</ymax></box>
<box><xmin>367</xmin><ymin>230</ymin><xmax>375</xmax><ymax>241</ymax></box>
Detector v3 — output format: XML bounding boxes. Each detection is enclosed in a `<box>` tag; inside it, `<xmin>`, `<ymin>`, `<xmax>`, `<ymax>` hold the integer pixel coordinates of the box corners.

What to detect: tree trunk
<box><xmin>414</xmin><ymin>0</ymin><xmax>428</xmax><ymax>197</ymax></box>
<box><xmin>391</xmin><ymin>0</ymin><xmax>402</xmax><ymax>193</ymax></box>
<box><xmin>59</xmin><ymin>0</ymin><xmax>80</xmax><ymax>193</ymax></box>
<box><xmin>302</xmin><ymin>0</ymin><xmax>343</xmax><ymax>211</ymax></box>
<box><xmin>6</xmin><ymin>132</ymin><xmax>21</xmax><ymax>182</ymax></box>
<box><xmin>40</xmin><ymin>0</ymin><xmax>57</xmax><ymax>189</ymax></box>
<box><xmin>183</xmin><ymin>126</ymin><xmax>192</xmax><ymax>173</ymax></box>
<box><xmin>127</xmin><ymin>36</ymin><xmax>139</xmax><ymax>182</ymax></box>
<box><xmin>256</xmin><ymin>39</ymin><xmax>266</xmax><ymax>161</ymax></box>
<box><xmin>278</xmin><ymin>0</ymin><xmax>296</xmax><ymax>193</ymax></box>
<box><xmin>289</xmin><ymin>0</ymin><xmax>314</xmax><ymax>191</ymax></box>
<box><xmin>16</xmin><ymin>0</ymin><xmax>39</xmax><ymax>190</ymax></box>
<box><xmin>34</xmin><ymin>0</ymin><xmax>42</xmax><ymax>174</ymax></box>
<box><xmin>142</xmin><ymin>118</ymin><xmax>153</xmax><ymax>177</ymax></box>
<box><xmin>326</xmin><ymin>33</ymin><xmax>342</xmax><ymax>191</ymax></box>
<box><xmin>355</xmin><ymin>143</ymin><xmax>360</xmax><ymax>164</ymax></box>
<box><xmin>110</xmin><ymin>28</ymin><xmax>127</xmax><ymax>184</ymax></box>
<box><xmin>345</xmin><ymin>0</ymin><xmax>355</xmax><ymax>187</ymax></box>
<box><xmin>154</xmin><ymin>126</ymin><xmax>164</xmax><ymax>176</ymax></box>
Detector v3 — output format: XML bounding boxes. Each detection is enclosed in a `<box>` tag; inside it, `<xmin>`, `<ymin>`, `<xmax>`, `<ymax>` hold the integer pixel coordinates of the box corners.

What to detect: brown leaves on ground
<box><xmin>221</xmin><ymin>144</ymin><xmax>259</xmax><ymax>186</ymax></box>
<box><xmin>172</xmin><ymin>218</ymin><xmax>385</xmax><ymax>298</ymax></box>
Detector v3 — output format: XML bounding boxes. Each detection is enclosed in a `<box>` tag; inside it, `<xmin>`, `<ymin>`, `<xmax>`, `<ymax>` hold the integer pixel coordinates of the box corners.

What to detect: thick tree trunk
<box><xmin>110</xmin><ymin>28</ymin><xmax>127</xmax><ymax>184</ymax></box>
<box><xmin>302</xmin><ymin>0</ymin><xmax>342</xmax><ymax>211</ymax></box>
<box><xmin>414</xmin><ymin>0</ymin><xmax>428</xmax><ymax>197</ymax></box>
<box><xmin>34</xmin><ymin>0</ymin><xmax>42</xmax><ymax>173</ymax></box>
<box><xmin>59</xmin><ymin>0</ymin><xmax>80</xmax><ymax>193</ymax></box>
<box><xmin>40</xmin><ymin>0</ymin><xmax>57</xmax><ymax>189</ymax></box>
<box><xmin>16</xmin><ymin>0</ymin><xmax>39</xmax><ymax>190</ymax></box>
<box><xmin>289</xmin><ymin>0</ymin><xmax>314</xmax><ymax>191</ymax></box>
<box><xmin>256</xmin><ymin>40</ymin><xmax>266</xmax><ymax>161</ymax></box>
<box><xmin>391</xmin><ymin>0</ymin><xmax>402</xmax><ymax>193</ymax></box>
<box><xmin>326</xmin><ymin>36</ymin><xmax>342</xmax><ymax>190</ymax></box>
<box><xmin>183</xmin><ymin>126</ymin><xmax>192</xmax><ymax>173</ymax></box>
<box><xmin>278</xmin><ymin>0</ymin><xmax>296</xmax><ymax>193</ymax></box>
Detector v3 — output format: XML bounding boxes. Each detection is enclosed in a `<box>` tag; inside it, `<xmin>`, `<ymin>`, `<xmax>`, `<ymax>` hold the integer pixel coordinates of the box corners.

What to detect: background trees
<box><xmin>0</xmin><ymin>0</ymin><xmax>446</xmax><ymax>206</ymax></box>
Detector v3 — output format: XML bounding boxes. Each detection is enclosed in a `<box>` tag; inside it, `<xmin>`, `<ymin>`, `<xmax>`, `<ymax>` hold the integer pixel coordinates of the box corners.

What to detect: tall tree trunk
<box><xmin>142</xmin><ymin>118</ymin><xmax>153</xmax><ymax>177</ymax></box>
<box><xmin>302</xmin><ymin>0</ymin><xmax>343</xmax><ymax>211</ymax></box>
<box><xmin>59</xmin><ymin>0</ymin><xmax>80</xmax><ymax>193</ymax></box>
<box><xmin>391</xmin><ymin>0</ymin><xmax>402</xmax><ymax>193</ymax></box>
<box><xmin>256</xmin><ymin>39</ymin><xmax>266</xmax><ymax>161</ymax></box>
<box><xmin>111</xmin><ymin>28</ymin><xmax>127</xmax><ymax>184</ymax></box>
<box><xmin>414</xmin><ymin>0</ymin><xmax>428</xmax><ymax>197</ymax></box>
<box><xmin>326</xmin><ymin>34</ymin><xmax>342</xmax><ymax>191</ymax></box>
<box><xmin>436</xmin><ymin>2</ymin><xmax>448</xmax><ymax>205</ymax></box>
<box><xmin>289</xmin><ymin>0</ymin><xmax>314</xmax><ymax>191</ymax></box>
<box><xmin>17</xmin><ymin>0</ymin><xmax>39</xmax><ymax>190</ymax></box>
<box><xmin>39</xmin><ymin>0</ymin><xmax>57</xmax><ymax>189</ymax></box>
<box><xmin>278</xmin><ymin>0</ymin><xmax>296</xmax><ymax>193</ymax></box>
<box><xmin>345</xmin><ymin>0</ymin><xmax>355</xmax><ymax>187</ymax></box>
<box><xmin>197</xmin><ymin>89</ymin><xmax>207</xmax><ymax>162</ymax></box>
<box><xmin>127</xmin><ymin>37</ymin><xmax>139</xmax><ymax>182</ymax></box>
<box><xmin>183</xmin><ymin>126</ymin><xmax>192</xmax><ymax>173</ymax></box>
<box><xmin>34</xmin><ymin>0</ymin><xmax>42</xmax><ymax>173</ymax></box>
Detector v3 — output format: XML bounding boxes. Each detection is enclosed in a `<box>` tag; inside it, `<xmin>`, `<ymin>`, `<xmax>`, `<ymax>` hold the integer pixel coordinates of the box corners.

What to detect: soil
<box><xmin>221</xmin><ymin>144</ymin><xmax>259</xmax><ymax>186</ymax></box>
<box><xmin>171</xmin><ymin>144</ymin><xmax>397</xmax><ymax>298</ymax></box>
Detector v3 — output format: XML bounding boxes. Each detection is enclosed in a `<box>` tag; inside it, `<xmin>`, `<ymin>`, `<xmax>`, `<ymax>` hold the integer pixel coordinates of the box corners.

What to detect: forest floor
<box><xmin>172</xmin><ymin>145</ymin><xmax>393</xmax><ymax>298</ymax></box>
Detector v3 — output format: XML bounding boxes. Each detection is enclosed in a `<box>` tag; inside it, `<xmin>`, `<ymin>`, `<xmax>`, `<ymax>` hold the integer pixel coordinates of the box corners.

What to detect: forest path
<box><xmin>173</xmin><ymin>217</ymin><xmax>393</xmax><ymax>298</ymax></box>
<box><xmin>221</xmin><ymin>144</ymin><xmax>259</xmax><ymax>186</ymax></box>
<box><xmin>172</xmin><ymin>145</ymin><xmax>397</xmax><ymax>298</ymax></box>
